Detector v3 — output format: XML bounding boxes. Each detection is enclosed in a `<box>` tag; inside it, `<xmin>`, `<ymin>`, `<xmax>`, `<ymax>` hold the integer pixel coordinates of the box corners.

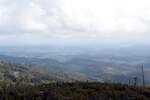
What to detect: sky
<box><xmin>0</xmin><ymin>0</ymin><xmax>150</xmax><ymax>47</ymax></box>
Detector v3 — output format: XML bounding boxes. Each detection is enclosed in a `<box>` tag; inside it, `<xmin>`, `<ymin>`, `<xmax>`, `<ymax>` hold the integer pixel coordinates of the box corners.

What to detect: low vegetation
<box><xmin>0</xmin><ymin>81</ymin><xmax>150</xmax><ymax>100</ymax></box>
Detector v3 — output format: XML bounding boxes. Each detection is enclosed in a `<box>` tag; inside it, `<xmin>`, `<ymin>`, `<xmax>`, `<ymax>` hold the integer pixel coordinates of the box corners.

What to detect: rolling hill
<box><xmin>0</xmin><ymin>54</ymin><xmax>150</xmax><ymax>84</ymax></box>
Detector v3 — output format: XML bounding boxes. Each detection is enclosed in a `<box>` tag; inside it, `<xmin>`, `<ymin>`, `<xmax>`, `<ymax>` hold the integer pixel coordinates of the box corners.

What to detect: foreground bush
<box><xmin>0</xmin><ymin>81</ymin><xmax>149</xmax><ymax>100</ymax></box>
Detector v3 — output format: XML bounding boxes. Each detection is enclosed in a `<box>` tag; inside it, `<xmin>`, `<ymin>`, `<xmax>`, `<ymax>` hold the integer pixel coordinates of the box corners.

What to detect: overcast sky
<box><xmin>0</xmin><ymin>0</ymin><xmax>150</xmax><ymax>46</ymax></box>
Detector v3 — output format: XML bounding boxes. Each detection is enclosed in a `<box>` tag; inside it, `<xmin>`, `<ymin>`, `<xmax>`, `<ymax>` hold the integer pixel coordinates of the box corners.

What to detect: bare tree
<box><xmin>133</xmin><ymin>77</ymin><xmax>137</xmax><ymax>86</ymax></box>
<box><xmin>128</xmin><ymin>78</ymin><xmax>131</xmax><ymax>86</ymax></box>
<box><xmin>141</xmin><ymin>64</ymin><xmax>145</xmax><ymax>88</ymax></box>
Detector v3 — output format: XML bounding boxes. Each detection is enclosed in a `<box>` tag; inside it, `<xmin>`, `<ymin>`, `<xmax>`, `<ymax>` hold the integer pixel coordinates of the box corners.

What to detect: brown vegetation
<box><xmin>0</xmin><ymin>81</ymin><xmax>150</xmax><ymax>100</ymax></box>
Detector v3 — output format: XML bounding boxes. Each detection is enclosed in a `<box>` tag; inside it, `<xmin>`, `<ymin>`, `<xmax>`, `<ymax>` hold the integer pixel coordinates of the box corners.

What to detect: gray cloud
<box><xmin>0</xmin><ymin>0</ymin><xmax>150</xmax><ymax>46</ymax></box>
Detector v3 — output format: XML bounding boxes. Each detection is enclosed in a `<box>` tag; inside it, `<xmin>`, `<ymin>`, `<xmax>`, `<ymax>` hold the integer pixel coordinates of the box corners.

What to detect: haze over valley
<box><xmin>0</xmin><ymin>44</ymin><xmax>150</xmax><ymax>84</ymax></box>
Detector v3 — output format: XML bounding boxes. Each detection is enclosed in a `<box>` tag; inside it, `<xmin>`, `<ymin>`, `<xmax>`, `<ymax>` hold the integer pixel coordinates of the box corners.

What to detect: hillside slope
<box><xmin>0</xmin><ymin>62</ymin><xmax>89</xmax><ymax>83</ymax></box>
<box><xmin>0</xmin><ymin>82</ymin><xmax>150</xmax><ymax>100</ymax></box>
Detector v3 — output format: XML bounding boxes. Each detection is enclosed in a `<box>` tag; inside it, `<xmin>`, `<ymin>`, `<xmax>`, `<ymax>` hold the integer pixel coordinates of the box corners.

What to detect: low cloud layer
<box><xmin>0</xmin><ymin>0</ymin><xmax>150</xmax><ymax>46</ymax></box>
